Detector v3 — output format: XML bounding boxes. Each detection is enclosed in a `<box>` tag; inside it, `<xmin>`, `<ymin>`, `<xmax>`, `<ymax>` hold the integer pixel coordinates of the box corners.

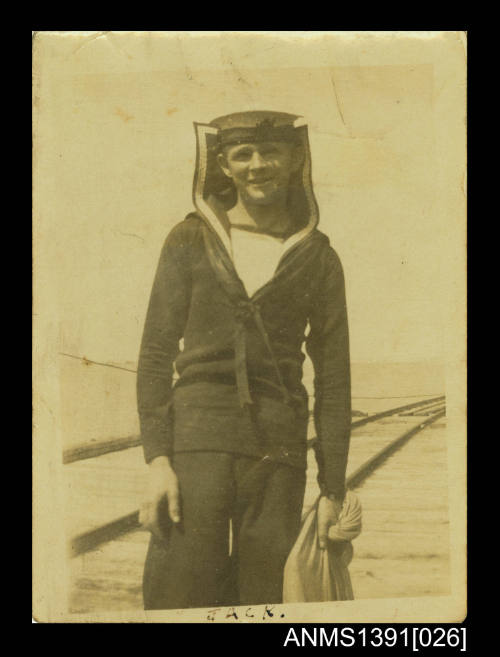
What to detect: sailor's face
<box><xmin>218</xmin><ymin>141</ymin><xmax>299</xmax><ymax>205</ymax></box>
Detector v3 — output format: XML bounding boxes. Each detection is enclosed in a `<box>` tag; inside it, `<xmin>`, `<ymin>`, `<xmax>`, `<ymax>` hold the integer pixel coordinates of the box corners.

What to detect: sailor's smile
<box><xmin>248</xmin><ymin>176</ymin><xmax>274</xmax><ymax>187</ymax></box>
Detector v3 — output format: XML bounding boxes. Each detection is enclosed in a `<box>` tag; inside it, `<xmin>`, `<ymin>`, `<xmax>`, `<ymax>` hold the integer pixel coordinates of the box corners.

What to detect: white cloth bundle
<box><xmin>283</xmin><ymin>491</ymin><xmax>362</xmax><ymax>602</ymax></box>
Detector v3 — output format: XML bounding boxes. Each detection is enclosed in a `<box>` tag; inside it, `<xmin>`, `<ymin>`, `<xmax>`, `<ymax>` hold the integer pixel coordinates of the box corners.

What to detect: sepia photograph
<box><xmin>32</xmin><ymin>30</ymin><xmax>467</xmax><ymax>624</ymax></box>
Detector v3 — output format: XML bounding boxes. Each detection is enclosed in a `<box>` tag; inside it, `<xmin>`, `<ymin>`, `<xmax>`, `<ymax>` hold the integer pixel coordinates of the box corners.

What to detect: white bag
<box><xmin>283</xmin><ymin>491</ymin><xmax>362</xmax><ymax>602</ymax></box>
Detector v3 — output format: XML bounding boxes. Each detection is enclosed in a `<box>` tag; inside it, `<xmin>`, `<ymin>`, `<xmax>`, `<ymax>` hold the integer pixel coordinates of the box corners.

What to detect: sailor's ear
<box><xmin>290</xmin><ymin>144</ymin><xmax>305</xmax><ymax>172</ymax></box>
<box><xmin>217</xmin><ymin>151</ymin><xmax>232</xmax><ymax>178</ymax></box>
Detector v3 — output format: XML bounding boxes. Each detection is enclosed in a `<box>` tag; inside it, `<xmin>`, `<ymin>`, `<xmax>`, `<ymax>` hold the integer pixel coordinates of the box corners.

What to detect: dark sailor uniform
<box><xmin>137</xmin><ymin>111</ymin><xmax>351</xmax><ymax>609</ymax></box>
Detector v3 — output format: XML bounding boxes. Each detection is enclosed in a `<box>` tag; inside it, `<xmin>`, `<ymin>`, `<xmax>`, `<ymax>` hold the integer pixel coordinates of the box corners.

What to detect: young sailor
<box><xmin>137</xmin><ymin>111</ymin><xmax>351</xmax><ymax>609</ymax></box>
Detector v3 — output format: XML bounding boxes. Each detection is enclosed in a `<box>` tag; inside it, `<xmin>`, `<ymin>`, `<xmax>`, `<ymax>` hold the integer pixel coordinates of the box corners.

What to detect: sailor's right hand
<box><xmin>140</xmin><ymin>456</ymin><xmax>181</xmax><ymax>539</ymax></box>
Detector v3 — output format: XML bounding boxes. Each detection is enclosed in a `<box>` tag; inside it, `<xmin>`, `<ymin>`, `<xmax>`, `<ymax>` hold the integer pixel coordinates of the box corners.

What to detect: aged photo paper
<box><xmin>32</xmin><ymin>31</ymin><xmax>467</xmax><ymax>624</ymax></box>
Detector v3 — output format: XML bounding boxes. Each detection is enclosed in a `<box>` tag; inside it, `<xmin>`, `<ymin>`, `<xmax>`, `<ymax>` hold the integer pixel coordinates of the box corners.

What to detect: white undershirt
<box><xmin>230</xmin><ymin>227</ymin><xmax>286</xmax><ymax>298</ymax></box>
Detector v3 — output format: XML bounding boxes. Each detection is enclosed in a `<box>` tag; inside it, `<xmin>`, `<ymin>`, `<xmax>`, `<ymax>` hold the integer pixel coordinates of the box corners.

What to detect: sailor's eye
<box><xmin>232</xmin><ymin>149</ymin><xmax>252</xmax><ymax>160</ymax></box>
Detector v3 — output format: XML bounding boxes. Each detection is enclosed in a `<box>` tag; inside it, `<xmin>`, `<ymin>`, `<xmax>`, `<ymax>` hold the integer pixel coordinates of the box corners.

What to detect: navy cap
<box><xmin>210</xmin><ymin>110</ymin><xmax>302</xmax><ymax>147</ymax></box>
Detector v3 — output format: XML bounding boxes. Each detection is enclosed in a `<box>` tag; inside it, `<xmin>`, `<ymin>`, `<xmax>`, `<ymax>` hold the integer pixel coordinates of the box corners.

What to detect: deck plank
<box><xmin>68</xmin><ymin>405</ymin><xmax>450</xmax><ymax>612</ymax></box>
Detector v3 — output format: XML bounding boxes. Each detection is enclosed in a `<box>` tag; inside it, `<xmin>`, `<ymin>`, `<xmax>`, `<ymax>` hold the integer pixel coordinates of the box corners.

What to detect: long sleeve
<box><xmin>137</xmin><ymin>225</ymin><xmax>191</xmax><ymax>463</ymax></box>
<box><xmin>306</xmin><ymin>246</ymin><xmax>351</xmax><ymax>500</ymax></box>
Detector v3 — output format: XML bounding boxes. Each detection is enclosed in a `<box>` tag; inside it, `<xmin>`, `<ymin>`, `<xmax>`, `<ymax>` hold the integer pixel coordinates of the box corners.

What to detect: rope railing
<box><xmin>63</xmin><ymin>395</ymin><xmax>445</xmax><ymax>465</ymax></box>
<box><xmin>68</xmin><ymin>398</ymin><xmax>446</xmax><ymax>557</ymax></box>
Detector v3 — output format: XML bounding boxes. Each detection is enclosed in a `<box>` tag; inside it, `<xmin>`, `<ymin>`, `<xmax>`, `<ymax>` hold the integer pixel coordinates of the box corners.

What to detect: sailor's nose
<box><xmin>249</xmin><ymin>151</ymin><xmax>266</xmax><ymax>168</ymax></box>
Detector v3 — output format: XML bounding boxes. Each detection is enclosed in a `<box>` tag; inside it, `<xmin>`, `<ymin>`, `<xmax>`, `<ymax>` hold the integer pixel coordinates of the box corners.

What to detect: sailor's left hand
<box><xmin>317</xmin><ymin>495</ymin><xmax>343</xmax><ymax>550</ymax></box>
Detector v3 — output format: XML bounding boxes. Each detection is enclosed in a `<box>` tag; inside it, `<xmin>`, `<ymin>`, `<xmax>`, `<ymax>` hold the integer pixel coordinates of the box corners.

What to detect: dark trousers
<box><xmin>143</xmin><ymin>451</ymin><xmax>306</xmax><ymax>610</ymax></box>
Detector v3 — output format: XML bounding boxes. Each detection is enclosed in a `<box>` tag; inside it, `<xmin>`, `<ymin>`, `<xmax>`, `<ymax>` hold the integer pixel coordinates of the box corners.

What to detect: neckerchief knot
<box><xmin>234</xmin><ymin>299</ymin><xmax>260</xmax><ymax>324</ymax></box>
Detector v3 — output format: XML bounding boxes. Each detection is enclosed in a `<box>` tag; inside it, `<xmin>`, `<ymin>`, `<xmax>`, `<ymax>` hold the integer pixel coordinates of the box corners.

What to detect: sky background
<box><xmin>35</xmin><ymin>32</ymin><xmax>465</xmax><ymax>369</ymax></box>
